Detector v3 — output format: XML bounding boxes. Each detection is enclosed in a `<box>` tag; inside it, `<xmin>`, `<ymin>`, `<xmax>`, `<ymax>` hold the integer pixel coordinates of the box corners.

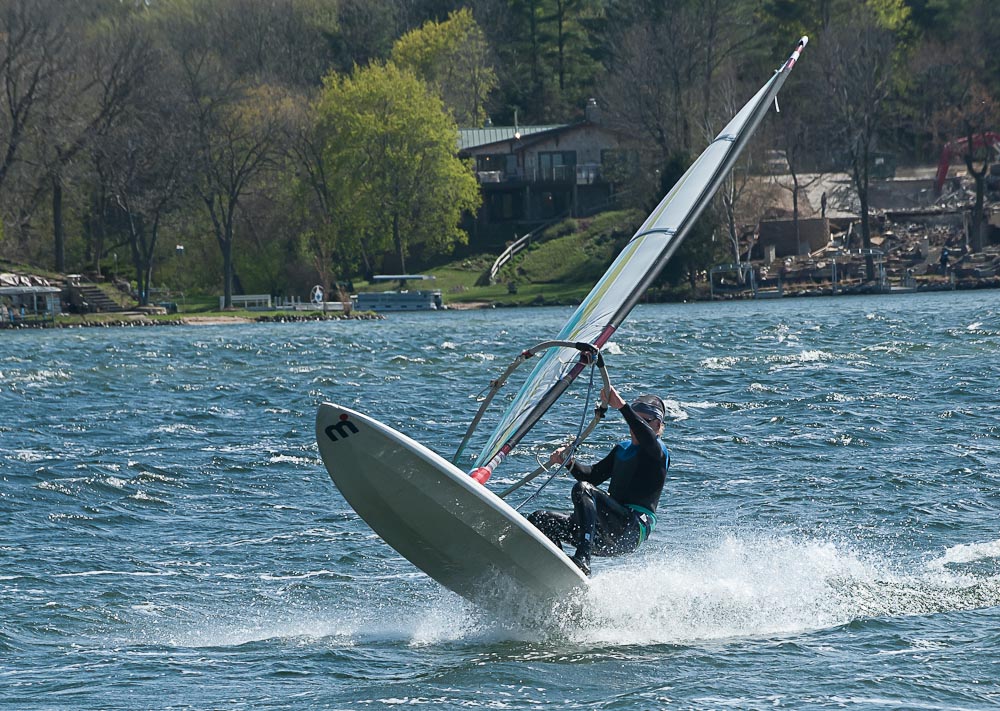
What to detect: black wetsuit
<box><xmin>528</xmin><ymin>404</ymin><xmax>670</xmax><ymax>563</ymax></box>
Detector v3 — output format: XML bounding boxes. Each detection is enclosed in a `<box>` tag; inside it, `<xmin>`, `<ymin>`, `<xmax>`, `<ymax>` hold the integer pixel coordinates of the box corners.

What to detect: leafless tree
<box><xmin>94</xmin><ymin>40</ymin><xmax>192</xmax><ymax>305</ymax></box>
<box><xmin>164</xmin><ymin>3</ymin><xmax>284</xmax><ymax>308</ymax></box>
<box><xmin>817</xmin><ymin>7</ymin><xmax>899</xmax><ymax>281</ymax></box>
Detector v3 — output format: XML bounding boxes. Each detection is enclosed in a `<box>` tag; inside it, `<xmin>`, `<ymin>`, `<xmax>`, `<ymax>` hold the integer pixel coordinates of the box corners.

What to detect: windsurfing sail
<box><xmin>467</xmin><ymin>36</ymin><xmax>808</xmax><ymax>483</ymax></box>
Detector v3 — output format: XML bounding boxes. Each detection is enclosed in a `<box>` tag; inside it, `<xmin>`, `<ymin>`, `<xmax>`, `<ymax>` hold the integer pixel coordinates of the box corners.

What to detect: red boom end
<box><xmin>469</xmin><ymin>467</ymin><xmax>492</xmax><ymax>485</ymax></box>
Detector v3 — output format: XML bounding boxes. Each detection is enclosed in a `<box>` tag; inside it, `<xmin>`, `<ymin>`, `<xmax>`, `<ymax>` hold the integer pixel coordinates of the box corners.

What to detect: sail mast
<box><xmin>470</xmin><ymin>37</ymin><xmax>809</xmax><ymax>483</ymax></box>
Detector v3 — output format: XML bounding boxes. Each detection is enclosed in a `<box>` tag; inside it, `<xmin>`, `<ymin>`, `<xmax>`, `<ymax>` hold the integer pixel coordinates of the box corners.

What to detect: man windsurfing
<box><xmin>527</xmin><ymin>386</ymin><xmax>669</xmax><ymax>575</ymax></box>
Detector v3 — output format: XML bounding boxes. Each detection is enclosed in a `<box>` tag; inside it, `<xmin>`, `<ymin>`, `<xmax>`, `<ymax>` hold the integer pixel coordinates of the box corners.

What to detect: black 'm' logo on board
<box><xmin>325</xmin><ymin>420</ymin><xmax>359</xmax><ymax>442</ymax></box>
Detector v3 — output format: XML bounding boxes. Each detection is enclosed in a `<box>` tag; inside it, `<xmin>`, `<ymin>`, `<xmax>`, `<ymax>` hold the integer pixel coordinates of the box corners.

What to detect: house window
<box><xmin>504</xmin><ymin>154</ymin><xmax>518</xmax><ymax>177</ymax></box>
<box><xmin>538</xmin><ymin>151</ymin><xmax>576</xmax><ymax>182</ymax></box>
<box><xmin>476</xmin><ymin>154</ymin><xmax>506</xmax><ymax>172</ymax></box>
<box><xmin>477</xmin><ymin>154</ymin><xmax>520</xmax><ymax>180</ymax></box>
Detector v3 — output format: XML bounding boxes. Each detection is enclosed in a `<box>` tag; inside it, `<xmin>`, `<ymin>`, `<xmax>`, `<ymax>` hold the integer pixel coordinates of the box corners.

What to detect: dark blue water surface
<box><xmin>3</xmin><ymin>291</ymin><xmax>1000</xmax><ymax>710</ymax></box>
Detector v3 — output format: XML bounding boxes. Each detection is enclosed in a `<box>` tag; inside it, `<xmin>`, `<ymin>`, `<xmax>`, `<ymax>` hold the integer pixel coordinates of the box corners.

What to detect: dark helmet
<box><xmin>631</xmin><ymin>394</ymin><xmax>665</xmax><ymax>423</ymax></box>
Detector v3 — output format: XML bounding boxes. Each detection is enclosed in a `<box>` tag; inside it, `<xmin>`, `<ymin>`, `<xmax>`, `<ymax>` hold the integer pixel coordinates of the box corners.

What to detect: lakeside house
<box><xmin>0</xmin><ymin>273</ymin><xmax>62</xmax><ymax>326</ymax></box>
<box><xmin>459</xmin><ymin>100</ymin><xmax>634</xmax><ymax>226</ymax></box>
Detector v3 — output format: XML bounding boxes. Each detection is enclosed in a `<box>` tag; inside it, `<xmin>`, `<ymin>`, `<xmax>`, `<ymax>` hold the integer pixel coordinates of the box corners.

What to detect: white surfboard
<box><xmin>316</xmin><ymin>403</ymin><xmax>588</xmax><ymax>611</ymax></box>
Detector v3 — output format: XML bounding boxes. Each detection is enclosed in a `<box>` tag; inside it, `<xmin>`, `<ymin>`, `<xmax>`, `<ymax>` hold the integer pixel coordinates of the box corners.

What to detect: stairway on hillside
<box><xmin>69</xmin><ymin>283</ymin><xmax>123</xmax><ymax>313</ymax></box>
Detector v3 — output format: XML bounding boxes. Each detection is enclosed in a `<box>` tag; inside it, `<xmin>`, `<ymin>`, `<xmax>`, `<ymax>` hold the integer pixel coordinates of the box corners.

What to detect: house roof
<box><xmin>0</xmin><ymin>286</ymin><xmax>61</xmax><ymax>295</ymax></box>
<box><xmin>458</xmin><ymin>124</ymin><xmax>568</xmax><ymax>151</ymax></box>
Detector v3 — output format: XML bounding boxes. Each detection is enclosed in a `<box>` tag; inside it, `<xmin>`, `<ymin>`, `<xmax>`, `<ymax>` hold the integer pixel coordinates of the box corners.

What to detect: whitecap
<box><xmin>701</xmin><ymin>356</ymin><xmax>738</xmax><ymax>370</ymax></box>
<box><xmin>152</xmin><ymin>423</ymin><xmax>205</xmax><ymax>435</ymax></box>
<box><xmin>827</xmin><ymin>392</ymin><xmax>855</xmax><ymax>402</ymax></box>
<box><xmin>389</xmin><ymin>355</ymin><xmax>427</xmax><ymax>364</ymax></box>
<box><xmin>268</xmin><ymin>454</ymin><xmax>314</xmax><ymax>466</ymax></box>
<box><xmin>129</xmin><ymin>491</ymin><xmax>167</xmax><ymax>504</ymax></box>
<box><xmin>926</xmin><ymin>539</ymin><xmax>1000</xmax><ymax>570</ymax></box>
<box><xmin>36</xmin><ymin>480</ymin><xmax>75</xmax><ymax>495</ymax></box>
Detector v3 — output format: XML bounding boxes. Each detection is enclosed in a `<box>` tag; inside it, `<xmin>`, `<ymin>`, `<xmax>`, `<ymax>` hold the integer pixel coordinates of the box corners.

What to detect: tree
<box><xmin>164</xmin><ymin>7</ymin><xmax>284</xmax><ymax>306</ymax></box>
<box><xmin>598</xmin><ymin>0</ymin><xmax>766</xmax><ymax>210</ymax></box>
<box><xmin>278</xmin><ymin>89</ymin><xmax>365</xmax><ymax>306</ymax></box>
<box><xmin>817</xmin><ymin>1</ymin><xmax>909</xmax><ymax>280</ymax></box>
<box><xmin>0</xmin><ymin>0</ymin><xmax>73</xmax><ymax>259</ymax></box>
<box><xmin>546</xmin><ymin>0</ymin><xmax>604</xmax><ymax>118</ymax></box>
<box><xmin>1</xmin><ymin>1</ymin><xmax>155</xmax><ymax>272</ymax></box>
<box><xmin>191</xmin><ymin>82</ymin><xmax>285</xmax><ymax>308</ymax></box>
<box><xmin>390</xmin><ymin>8</ymin><xmax>497</xmax><ymax>126</ymax></box>
<box><xmin>94</xmin><ymin>33</ymin><xmax>191</xmax><ymax>306</ymax></box>
<box><xmin>769</xmin><ymin>66</ymin><xmax>826</xmax><ymax>258</ymax></box>
<box><xmin>910</xmin><ymin>0</ymin><xmax>1000</xmax><ymax>252</ymax></box>
<box><xmin>490</xmin><ymin>0</ymin><xmax>604</xmax><ymax>123</ymax></box>
<box><xmin>314</xmin><ymin>62</ymin><xmax>480</xmax><ymax>275</ymax></box>
<box><xmin>191</xmin><ymin>0</ymin><xmax>338</xmax><ymax>88</ymax></box>
<box><xmin>52</xmin><ymin>9</ymin><xmax>154</xmax><ymax>273</ymax></box>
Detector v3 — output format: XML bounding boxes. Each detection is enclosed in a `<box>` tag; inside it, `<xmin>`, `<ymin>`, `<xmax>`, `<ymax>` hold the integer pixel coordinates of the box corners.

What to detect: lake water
<box><xmin>2</xmin><ymin>291</ymin><xmax>1000</xmax><ymax>710</ymax></box>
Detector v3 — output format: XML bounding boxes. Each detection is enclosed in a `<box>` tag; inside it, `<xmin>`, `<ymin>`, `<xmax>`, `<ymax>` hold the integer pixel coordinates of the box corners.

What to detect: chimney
<box><xmin>585</xmin><ymin>98</ymin><xmax>600</xmax><ymax>124</ymax></box>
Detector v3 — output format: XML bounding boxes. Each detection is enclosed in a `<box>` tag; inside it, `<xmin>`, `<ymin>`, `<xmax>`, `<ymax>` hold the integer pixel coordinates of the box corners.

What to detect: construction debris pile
<box><xmin>725</xmin><ymin>167</ymin><xmax>1000</xmax><ymax>298</ymax></box>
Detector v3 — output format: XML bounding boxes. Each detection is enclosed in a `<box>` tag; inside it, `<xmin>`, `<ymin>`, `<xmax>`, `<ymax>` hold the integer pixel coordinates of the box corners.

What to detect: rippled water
<box><xmin>3</xmin><ymin>291</ymin><xmax>1000</xmax><ymax>709</ymax></box>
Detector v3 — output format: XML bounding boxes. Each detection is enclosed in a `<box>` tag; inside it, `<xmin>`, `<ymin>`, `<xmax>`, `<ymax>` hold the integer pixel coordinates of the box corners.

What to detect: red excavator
<box><xmin>935</xmin><ymin>132</ymin><xmax>1000</xmax><ymax>194</ymax></box>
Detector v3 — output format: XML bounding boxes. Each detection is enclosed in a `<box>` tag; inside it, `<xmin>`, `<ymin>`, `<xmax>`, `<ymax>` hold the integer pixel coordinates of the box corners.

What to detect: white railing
<box><xmin>220</xmin><ymin>294</ymin><xmax>272</xmax><ymax>310</ymax></box>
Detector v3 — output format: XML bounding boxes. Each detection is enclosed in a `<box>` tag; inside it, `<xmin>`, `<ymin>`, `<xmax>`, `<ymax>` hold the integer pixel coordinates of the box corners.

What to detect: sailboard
<box><xmin>316</xmin><ymin>403</ymin><xmax>588</xmax><ymax>611</ymax></box>
<box><xmin>316</xmin><ymin>37</ymin><xmax>808</xmax><ymax>611</ymax></box>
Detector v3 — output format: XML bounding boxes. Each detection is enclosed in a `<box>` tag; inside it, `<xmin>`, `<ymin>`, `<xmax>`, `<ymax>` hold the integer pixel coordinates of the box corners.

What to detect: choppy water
<box><xmin>2</xmin><ymin>291</ymin><xmax>1000</xmax><ymax>710</ymax></box>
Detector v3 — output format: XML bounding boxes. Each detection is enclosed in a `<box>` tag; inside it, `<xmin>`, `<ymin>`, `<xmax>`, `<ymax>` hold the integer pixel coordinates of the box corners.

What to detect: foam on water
<box><xmin>575</xmin><ymin>533</ymin><xmax>1000</xmax><ymax>646</ymax></box>
<box><xmin>927</xmin><ymin>538</ymin><xmax>1000</xmax><ymax>570</ymax></box>
<box><xmin>117</xmin><ymin>532</ymin><xmax>1000</xmax><ymax>654</ymax></box>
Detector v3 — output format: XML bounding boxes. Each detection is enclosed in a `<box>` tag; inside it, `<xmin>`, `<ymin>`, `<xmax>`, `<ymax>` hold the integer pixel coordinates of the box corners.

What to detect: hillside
<box><xmin>365</xmin><ymin>210</ymin><xmax>647</xmax><ymax>308</ymax></box>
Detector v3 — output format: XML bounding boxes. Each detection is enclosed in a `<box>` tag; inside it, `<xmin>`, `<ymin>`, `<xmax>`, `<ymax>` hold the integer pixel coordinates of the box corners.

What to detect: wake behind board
<box><xmin>316</xmin><ymin>403</ymin><xmax>588</xmax><ymax>610</ymax></box>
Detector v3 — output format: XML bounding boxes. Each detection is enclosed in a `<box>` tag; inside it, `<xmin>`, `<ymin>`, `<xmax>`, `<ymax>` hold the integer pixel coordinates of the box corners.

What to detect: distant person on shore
<box><xmin>940</xmin><ymin>247</ymin><xmax>950</xmax><ymax>275</ymax></box>
<box><xmin>527</xmin><ymin>386</ymin><xmax>669</xmax><ymax>576</ymax></box>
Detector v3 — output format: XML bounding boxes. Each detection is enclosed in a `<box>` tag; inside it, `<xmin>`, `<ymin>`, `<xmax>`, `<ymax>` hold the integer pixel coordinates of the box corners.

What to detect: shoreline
<box><xmin>0</xmin><ymin>311</ymin><xmax>384</xmax><ymax>330</ymax></box>
<box><xmin>3</xmin><ymin>278</ymin><xmax>999</xmax><ymax>330</ymax></box>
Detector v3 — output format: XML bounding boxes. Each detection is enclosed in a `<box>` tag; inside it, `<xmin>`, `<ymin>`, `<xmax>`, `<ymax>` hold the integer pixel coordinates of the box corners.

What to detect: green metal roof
<box><xmin>458</xmin><ymin>124</ymin><xmax>567</xmax><ymax>151</ymax></box>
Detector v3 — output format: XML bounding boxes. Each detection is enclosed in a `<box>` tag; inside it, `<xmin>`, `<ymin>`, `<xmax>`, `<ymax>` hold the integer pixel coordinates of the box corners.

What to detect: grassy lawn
<box><xmin>427</xmin><ymin>209</ymin><xmax>641</xmax><ymax>306</ymax></box>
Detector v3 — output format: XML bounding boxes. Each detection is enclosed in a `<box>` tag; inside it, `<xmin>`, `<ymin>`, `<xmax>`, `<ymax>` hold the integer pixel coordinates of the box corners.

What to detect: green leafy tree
<box><xmin>278</xmin><ymin>89</ymin><xmax>357</xmax><ymax>306</ymax></box>
<box><xmin>314</xmin><ymin>62</ymin><xmax>480</xmax><ymax>275</ymax></box>
<box><xmin>391</xmin><ymin>8</ymin><xmax>497</xmax><ymax>126</ymax></box>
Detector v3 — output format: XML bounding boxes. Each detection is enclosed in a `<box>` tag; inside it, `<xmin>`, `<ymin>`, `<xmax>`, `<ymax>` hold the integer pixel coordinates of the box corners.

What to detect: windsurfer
<box><xmin>527</xmin><ymin>386</ymin><xmax>669</xmax><ymax>576</ymax></box>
